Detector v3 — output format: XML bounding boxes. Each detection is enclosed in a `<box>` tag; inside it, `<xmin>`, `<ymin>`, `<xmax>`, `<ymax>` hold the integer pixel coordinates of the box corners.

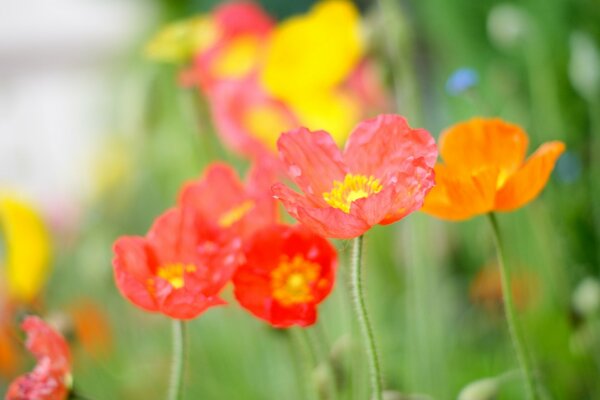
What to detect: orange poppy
<box><xmin>422</xmin><ymin>118</ymin><xmax>565</xmax><ymax>220</ymax></box>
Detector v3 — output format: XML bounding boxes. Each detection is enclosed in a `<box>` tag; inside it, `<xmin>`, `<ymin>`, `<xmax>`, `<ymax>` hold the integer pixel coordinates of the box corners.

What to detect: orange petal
<box><xmin>440</xmin><ymin>118</ymin><xmax>528</xmax><ymax>185</ymax></box>
<box><xmin>494</xmin><ymin>141</ymin><xmax>565</xmax><ymax>211</ymax></box>
<box><xmin>421</xmin><ymin>164</ymin><xmax>498</xmax><ymax>221</ymax></box>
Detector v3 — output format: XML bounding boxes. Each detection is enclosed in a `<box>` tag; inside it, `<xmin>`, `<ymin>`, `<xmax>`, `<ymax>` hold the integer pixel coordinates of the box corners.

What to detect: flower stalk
<box><xmin>168</xmin><ymin>320</ymin><xmax>187</xmax><ymax>400</ymax></box>
<box><xmin>350</xmin><ymin>235</ymin><xmax>383</xmax><ymax>400</ymax></box>
<box><xmin>487</xmin><ymin>213</ymin><xmax>538</xmax><ymax>400</ymax></box>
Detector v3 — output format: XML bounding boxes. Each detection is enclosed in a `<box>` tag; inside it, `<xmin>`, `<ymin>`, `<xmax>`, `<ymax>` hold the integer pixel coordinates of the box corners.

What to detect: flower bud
<box><xmin>487</xmin><ymin>4</ymin><xmax>529</xmax><ymax>50</ymax></box>
<box><xmin>572</xmin><ymin>277</ymin><xmax>600</xmax><ymax>317</ymax></box>
<box><xmin>457</xmin><ymin>377</ymin><xmax>498</xmax><ymax>400</ymax></box>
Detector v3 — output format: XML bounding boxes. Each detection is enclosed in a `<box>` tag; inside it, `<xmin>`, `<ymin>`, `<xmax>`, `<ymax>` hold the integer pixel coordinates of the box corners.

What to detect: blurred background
<box><xmin>1</xmin><ymin>0</ymin><xmax>600</xmax><ymax>399</ymax></box>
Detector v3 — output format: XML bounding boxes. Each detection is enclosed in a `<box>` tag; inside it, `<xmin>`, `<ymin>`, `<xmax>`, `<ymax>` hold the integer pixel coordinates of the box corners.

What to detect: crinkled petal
<box><xmin>296</xmin><ymin>206</ymin><xmax>370</xmax><ymax>239</ymax></box>
<box><xmin>439</xmin><ymin>118</ymin><xmax>528</xmax><ymax>183</ymax></box>
<box><xmin>277</xmin><ymin>128</ymin><xmax>347</xmax><ymax>205</ymax></box>
<box><xmin>495</xmin><ymin>141</ymin><xmax>565</xmax><ymax>211</ymax></box>
<box><xmin>379</xmin><ymin>157</ymin><xmax>436</xmax><ymax>225</ymax></box>
<box><xmin>343</xmin><ymin>114</ymin><xmax>437</xmax><ymax>179</ymax></box>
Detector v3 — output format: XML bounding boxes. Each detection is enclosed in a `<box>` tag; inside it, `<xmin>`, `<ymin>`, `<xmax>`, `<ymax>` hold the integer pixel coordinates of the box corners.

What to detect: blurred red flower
<box><xmin>180</xmin><ymin>1</ymin><xmax>274</xmax><ymax>91</ymax></box>
<box><xmin>272</xmin><ymin>114</ymin><xmax>437</xmax><ymax>238</ymax></box>
<box><xmin>112</xmin><ymin>207</ymin><xmax>243</xmax><ymax>320</ymax></box>
<box><xmin>233</xmin><ymin>224</ymin><xmax>337</xmax><ymax>327</ymax></box>
<box><xmin>6</xmin><ymin>316</ymin><xmax>71</xmax><ymax>400</ymax></box>
<box><xmin>178</xmin><ymin>161</ymin><xmax>279</xmax><ymax>241</ymax></box>
<box><xmin>208</xmin><ymin>77</ymin><xmax>298</xmax><ymax>160</ymax></box>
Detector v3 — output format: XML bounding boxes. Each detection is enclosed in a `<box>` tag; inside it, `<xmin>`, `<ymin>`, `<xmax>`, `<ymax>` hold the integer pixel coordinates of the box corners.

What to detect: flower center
<box><xmin>322</xmin><ymin>174</ymin><xmax>383</xmax><ymax>213</ymax></box>
<box><xmin>218</xmin><ymin>200</ymin><xmax>255</xmax><ymax>228</ymax></box>
<box><xmin>271</xmin><ymin>255</ymin><xmax>321</xmax><ymax>306</ymax></box>
<box><xmin>156</xmin><ymin>263</ymin><xmax>197</xmax><ymax>289</ymax></box>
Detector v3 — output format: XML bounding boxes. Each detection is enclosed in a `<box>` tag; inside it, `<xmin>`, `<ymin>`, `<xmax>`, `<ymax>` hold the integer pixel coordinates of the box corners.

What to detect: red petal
<box><xmin>233</xmin><ymin>224</ymin><xmax>337</xmax><ymax>327</ymax></box>
<box><xmin>277</xmin><ymin>127</ymin><xmax>348</xmax><ymax>205</ymax></box>
<box><xmin>343</xmin><ymin>114</ymin><xmax>437</xmax><ymax>180</ymax></box>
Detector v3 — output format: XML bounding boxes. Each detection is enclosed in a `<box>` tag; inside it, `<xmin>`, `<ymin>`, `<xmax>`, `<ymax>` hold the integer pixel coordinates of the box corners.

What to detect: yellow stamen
<box><xmin>156</xmin><ymin>263</ymin><xmax>196</xmax><ymax>289</ymax></box>
<box><xmin>322</xmin><ymin>174</ymin><xmax>383</xmax><ymax>213</ymax></box>
<box><xmin>271</xmin><ymin>255</ymin><xmax>321</xmax><ymax>306</ymax></box>
<box><xmin>218</xmin><ymin>200</ymin><xmax>255</xmax><ymax>227</ymax></box>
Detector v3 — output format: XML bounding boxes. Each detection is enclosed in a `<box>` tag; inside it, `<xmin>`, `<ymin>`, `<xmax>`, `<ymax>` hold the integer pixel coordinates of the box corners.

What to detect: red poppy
<box><xmin>272</xmin><ymin>114</ymin><xmax>437</xmax><ymax>238</ymax></box>
<box><xmin>178</xmin><ymin>161</ymin><xmax>279</xmax><ymax>240</ymax></box>
<box><xmin>6</xmin><ymin>316</ymin><xmax>71</xmax><ymax>400</ymax></box>
<box><xmin>112</xmin><ymin>207</ymin><xmax>242</xmax><ymax>320</ymax></box>
<box><xmin>233</xmin><ymin>224</ymin><xmax>337</xmax><ymax>327</ymax></box>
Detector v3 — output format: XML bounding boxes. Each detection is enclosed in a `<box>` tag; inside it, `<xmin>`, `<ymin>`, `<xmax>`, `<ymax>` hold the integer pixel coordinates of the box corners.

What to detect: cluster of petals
<box><xmin>147</xmin><ymin>0</ymin><xmax>389</xmax><ymax>161</ymax></box>
<box><xmin>421</xmin><ymin>118</ymin><xmax>565</xmax><ymax>220</ymax></box>
<box><xmin>273</xmin><ymin>114</ymin><xmax>438</xmax><ymax>239</ymax></box>
<box><xmin>6</xmin><ymin>316</ymin><xmax>71</xmax><ymax>400</ymax></box>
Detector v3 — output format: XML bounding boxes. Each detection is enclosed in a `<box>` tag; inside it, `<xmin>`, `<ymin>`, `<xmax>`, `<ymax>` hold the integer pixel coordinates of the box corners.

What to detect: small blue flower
<box><xmin>446</xmin><ymin>68</ymin><xmax>479</xmax><ymax>95</ymax></box>
<box><xmin>555</xmin><ymin>151</ymin><xmax>581</xmax><ymax>183</ymax></box>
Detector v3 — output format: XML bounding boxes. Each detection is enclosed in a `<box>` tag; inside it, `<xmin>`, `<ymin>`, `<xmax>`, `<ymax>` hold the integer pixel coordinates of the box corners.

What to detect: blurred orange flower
<box><xmin>422</xmin><ymin>118</ymin><xmax>565</xmax><ymax>220</ymax></box>
<box><xmin>70</xmin><ymin>300</ymin><xmax>112</xmax><ymax>359</ymax></box>
<box><xmin>470</xmin><ymin>264</ymin><xmax>539</xmax><ymax>312</ymax></box>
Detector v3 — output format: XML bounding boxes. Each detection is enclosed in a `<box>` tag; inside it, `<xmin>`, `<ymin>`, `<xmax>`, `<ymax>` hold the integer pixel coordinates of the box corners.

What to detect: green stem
<box><xmin>290</xmin><ymin>328</ymin><xmax>317</xmax><ymax>400</ymax></box>
<box><xmin>350</xmin><ymin>235</ymin><xmax>383</xmax><ymax>400</ymax></box>
<box><xmin>487</xmin><ymin>213</ymin><xmax>538</xmax><ymax>400</ymax></box>
<box><xmin>167</xmin><ymin>320</ymin><xmax>186</xmax><ymax>400</ymax></box>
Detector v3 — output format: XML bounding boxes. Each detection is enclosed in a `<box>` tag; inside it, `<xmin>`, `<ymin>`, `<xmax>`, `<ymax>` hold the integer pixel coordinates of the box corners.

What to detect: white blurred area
<box><xmin>0</xmin><ymin>0</ymin><xmax>156</xmax><ymax>219</ymax></box>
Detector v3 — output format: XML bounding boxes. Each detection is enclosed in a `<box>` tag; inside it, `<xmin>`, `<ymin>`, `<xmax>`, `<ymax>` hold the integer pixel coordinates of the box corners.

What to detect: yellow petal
<box><xmin>211</xmin><ymin>35</ymin><xmax>262</xmax><ymax>79</ymax></box>
<box><xmin>0</xmin><ymin>194</ymin><xmax>51</xmax><ymax>303</ymax></box>
<box><xmin>494</xmin><ymin>141</ymin><xmax>565</xmax><ymax>211</ymax></box>
<box><xmin>289</xmin><ymin>90</ymin><xmax>360</xmax><ymax>146</ymax></box>
<box><xmin>260</xmin><ymin>0</ymin><xmax>363</xmax><ymax>101</ymax></box>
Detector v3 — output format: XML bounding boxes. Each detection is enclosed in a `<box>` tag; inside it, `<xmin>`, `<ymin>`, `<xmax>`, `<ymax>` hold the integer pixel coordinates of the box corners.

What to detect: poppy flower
<box><xmin>6</xmin><ymin>316</ymin><xmax>71</xmax><ymax>400</ymax></box>
<box><xmin>208</xmin><ymin>77</ymin><xmax>298</xmax><ymax>158</ymax></box>
<box><xmin>179</xmin><ymin>161</ymin><xmax>279</xmax><ymax>241</ymax></box>
<box><xmin>421</xmin><ymin>118</ymin><xmax>565</xmax><ymax>220</ymax></box>
<box><xmin>178</xmin><ymin>1</ymin><xmax>274</xmax><ymax>90</ymax></box>
<box><xmin>272</xmin><ymin>114</ymin><xmax>437</xmax><ymax>239</ymax></box>
<box><xmin>233</xmin><ymin>224</ymin><xmax>337</xmax><ymax>327</ymax></box>
<box><xmin>112</xmin><ymin>207</ymin><xmax>242</xmax><ymax>320</ymax></box>
<box><xmin>0</xmin><ymin>194</ymin><xmax>51</xmax><ymax>304</ymax></box>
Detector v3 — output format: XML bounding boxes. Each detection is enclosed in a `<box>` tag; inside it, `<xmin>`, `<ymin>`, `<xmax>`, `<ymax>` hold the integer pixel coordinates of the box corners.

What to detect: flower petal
<box><xmin>273</xmin><ymin>183</ymin><xmax>369</xmax><ymax>238</ymax></box>
<box><xmin>379</xmin><ymin>157</ymin><xmax>436</xmax><ymax>225</ymax></box>
<box><xmin>439</xmin><ymin>118</ymin><xmax>528</xmax><ymax>183</ymax></box>
<box><xmin>296</xmin><ymin>206</ymin><xmax>370</xmax><ymax>239</ymax></box>
<box><xmin>494</xmin><ymin>141</ymin><xmax>565</xmax><ymax>211</ymax></box>
<box><xmin>113</xmin><ymin>237</ymin><xmax>158</xmax><ymax>312</ymax></box>
<box><xmin>343</xmin><ymin>114</ymin><xmax>437</xmax><ymax>179</ymax></box>
<box><xmin>421</xmin><ymin>164</ymin><xmax>499</xmax><ymax>221</ymax></box>
<box><xmin>277</xmin><ymin>127</ymin><xmax>347</xmax><ymax>204</ymax></box>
